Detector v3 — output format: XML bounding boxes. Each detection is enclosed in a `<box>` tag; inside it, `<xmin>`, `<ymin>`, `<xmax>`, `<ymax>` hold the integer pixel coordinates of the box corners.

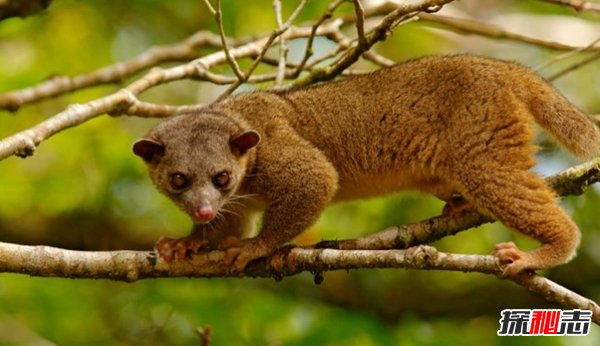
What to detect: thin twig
<box><xmin>200</xmin><ymin>0</ymin><xmax>216</xmax><ymax>14</ymax></box>
<box><xmin>0</xmin><ymin>31</ymin><xmax>224</xmax><ymax>111</ymax></box>
<box><xmin>217</xmin><ymin>0</ymin><xmax>308</xmax><ymax>99</ymax></box>
<box><xmin>352</xmin><ymin>0</ymin><xmax>367</xmax><ymax>47</ymax></box>
<box><xmin>327</xmin><ymin>30</ymin><xmax>396</xmax><ymax>67</ymax></box>
<box><xmin>213</xmin><ymin>0</ymin><xmax>245</xmax><ymax>81</ymax></box>
<box><xmin>273</xmin><ymin>0</ymin><xmax>287</xmax><ymax>86</ymax></box>
<box><xmin>250</xmin><ymin>54</ymin><xmax>302</xmax><ymax>69</ymax></box>
<box><xmin>536</xmin><ymin>36</ymin><xmax>600</xmax><ymax>71</ymax></box>
<box><xmin>548</xmin><ymin>50</ymin><xmax>600</xmax><ymax>81</ymax></box>
<box><xmin>418</xmin><ymin>13</ymin><xmax>590</xmax><ymax>52</ymax></box>
<box><xmin>197</xmin><ymin>326</ymin><xmax>212</xmax><ymax>346</ymax></box>
<box><xmin>293</xmin><ymin>0</ymin><xmax>346</xmax><ymax>77</ymax></box>
<box><xmin>541</xmin><ymin>0</ymin><xmax>600</xmax><ymax>13</ymax></box>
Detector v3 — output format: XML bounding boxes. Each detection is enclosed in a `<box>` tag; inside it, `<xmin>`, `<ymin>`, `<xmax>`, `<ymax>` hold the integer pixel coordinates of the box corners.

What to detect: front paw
<box><xmin>155</xmin><ymin>236</ymin><xmax>209</xmax><ymax>262</ymax></box>
<box><xmin>220</xmin><ymin>237</ymin><xmax>273</xmax><ymax>271</ymax></box>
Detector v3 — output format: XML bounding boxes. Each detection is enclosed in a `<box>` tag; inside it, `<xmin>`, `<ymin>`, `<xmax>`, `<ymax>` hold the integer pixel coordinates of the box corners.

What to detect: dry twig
<box><xmin>548</xmin><ymin>50</ymin><xmax>600</xmax><ymax>81</ymax></box>
<box><xmin>352</xmin><ymin>0</ymin><xmax>367</xmax><ymax>47</ymax></box>
<box><xmin>211</xmin><ymin>0</ymin><xmax>245</xmax><ymax>81</ymax></box>
<box><xmin>273</xmin><ymin>0</ymin><xmax>287</xmax><ymax>86</ymax></box>
<box><xmin>418</xmin><ymin>13</ymin><xmax>586</xmax><ymax>51</ymax></box>
<box><xmin>292</xmin><ymin>0</ymin><xmax>346</xmax><ymax>76</ymax></box>
<box><xmin>217</xmin><ymin>0</ymin><xmax>308</xmax><ymax>99</ymax></box>
<box><xmin>536</xmin><ymin>36</ymin><xmax>600</xmax><ymax>71</ymax></box>
<box><xmin>541</xmin><ymin>0</ymin><xmax>600</xmax><ymax>13</ymax></box>
<box><xmin>294</xmin><ymin>0</ymin><xmax>455</xmax><ymax>86</ymax></box>
<box><xmin>0</xmin><ymin>31</ymin><xmax>224</xmax><ymax>111</ymax></box>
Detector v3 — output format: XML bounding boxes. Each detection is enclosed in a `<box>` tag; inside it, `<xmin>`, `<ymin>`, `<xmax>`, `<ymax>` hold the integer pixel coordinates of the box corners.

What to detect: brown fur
<box><xmin>134</xmin><ymin>55</ymin><xmax>600</xmax><ymax>275</ymax></box>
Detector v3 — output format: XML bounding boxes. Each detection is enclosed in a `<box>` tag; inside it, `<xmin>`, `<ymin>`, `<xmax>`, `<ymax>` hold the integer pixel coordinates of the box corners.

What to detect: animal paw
<box><xmin>221</xmin><ymin>237</ymin><xmax>272</xmax><ymax>271</ymax></box>
<box><xmin>155</xmin><ymin>236</ymin><xmax>208</xmax><ymax>262</ymax></box>
<box><xmin>493</xmin><ymin>241</ymin><xmax>530</xmax><ymax>277</ymax></box>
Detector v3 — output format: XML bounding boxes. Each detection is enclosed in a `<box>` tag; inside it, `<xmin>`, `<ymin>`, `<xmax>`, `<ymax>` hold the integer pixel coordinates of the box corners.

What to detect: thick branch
<box><xmin>1</xmin><ymin>242</ymin><xmax>598</xmax><ymax>323</ymax></box>
<box><xmin>0</xmin><ymin>90</ymin><xmax>132</xmax><ymax>158</ymax></box>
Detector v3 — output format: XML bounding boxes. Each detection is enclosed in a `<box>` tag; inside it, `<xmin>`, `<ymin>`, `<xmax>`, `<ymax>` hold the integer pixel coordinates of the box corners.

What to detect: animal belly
<box><xmin>332</xmin><ymin>169</ymin><xmax>455</xmax><ymax>202</ymax></box>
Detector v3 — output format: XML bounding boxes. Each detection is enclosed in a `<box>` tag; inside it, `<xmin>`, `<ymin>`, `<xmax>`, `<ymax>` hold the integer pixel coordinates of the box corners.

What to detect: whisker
<box><xmin>220</xmin><ymin>207</ymin><xmax>242</xmax><ymax>218</ymax></box>
<box><xmin>206</xmin><ymin>220</ymin><xmax>216</xmax><ymax>232</ymax></box>
<box><xmin>228</xmin><ymin>193</ymin><xmax>258</xmax><ymax>201</ymax></box>
<box><xmin>224</xmin><ymin>201</ymin><xmax>245</xmax><ymax>208</ymax></box>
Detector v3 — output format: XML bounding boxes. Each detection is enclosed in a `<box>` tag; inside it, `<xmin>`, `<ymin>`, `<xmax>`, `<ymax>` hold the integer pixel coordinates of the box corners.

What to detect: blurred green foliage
<box><xmin>1</xmin><ymin>0</ymin><xmax>600</xmax><ymax>344</ymax></box>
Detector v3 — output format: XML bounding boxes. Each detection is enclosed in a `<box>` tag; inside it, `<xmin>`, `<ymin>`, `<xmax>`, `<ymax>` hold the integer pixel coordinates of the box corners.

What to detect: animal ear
<box><xmin>230</xmin><ymin>130</ymin><xmax>260</xmax><ymax>155</ymax></box>
<box><xmin>133</xmin><ymin>138</ymin><xmax>165</xmax><ymax>162</ymax></box>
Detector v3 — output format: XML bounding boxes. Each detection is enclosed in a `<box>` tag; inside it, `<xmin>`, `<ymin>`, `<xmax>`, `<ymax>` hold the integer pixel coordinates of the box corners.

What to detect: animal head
<box><xmin>133</xmin><ymin>113</ymin><xmax>260</xmax><ymax>224</ymax></box>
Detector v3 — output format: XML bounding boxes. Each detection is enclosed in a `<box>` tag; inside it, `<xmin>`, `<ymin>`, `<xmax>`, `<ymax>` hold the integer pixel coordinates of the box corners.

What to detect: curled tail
<box><xmin>521</xmin><ymin>73</ymin><xmax>600</xmax><ymax>159</ymax></box>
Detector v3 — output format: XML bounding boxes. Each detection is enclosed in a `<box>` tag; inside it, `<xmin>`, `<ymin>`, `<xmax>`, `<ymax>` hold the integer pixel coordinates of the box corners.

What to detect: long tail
<box><xmin>521</xmin><ymin>73</ymin><xmax>600</xmax><ymax>159</ymax></box>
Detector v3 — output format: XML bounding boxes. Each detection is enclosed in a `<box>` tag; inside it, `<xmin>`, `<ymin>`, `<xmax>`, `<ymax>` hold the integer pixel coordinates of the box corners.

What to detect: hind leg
<box><xmin>455</xmin><ymin>164</ymin><xmax>580</xmax><ymax>276</ymax></box>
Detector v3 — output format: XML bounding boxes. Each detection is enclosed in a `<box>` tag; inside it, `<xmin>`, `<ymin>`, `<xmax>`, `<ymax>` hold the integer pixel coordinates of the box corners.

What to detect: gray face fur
<box><xmin>133</xmin><ymin>113</ymin><xmax>260</xmax><ymax>224</ymax></box>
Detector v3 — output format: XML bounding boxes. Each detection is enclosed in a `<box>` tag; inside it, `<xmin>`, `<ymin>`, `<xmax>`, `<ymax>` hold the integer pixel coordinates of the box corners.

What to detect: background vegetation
<box><xmin>1</xmin><ymin>0</ymin><xmax>600</xmax><ymax>344</ymax></box>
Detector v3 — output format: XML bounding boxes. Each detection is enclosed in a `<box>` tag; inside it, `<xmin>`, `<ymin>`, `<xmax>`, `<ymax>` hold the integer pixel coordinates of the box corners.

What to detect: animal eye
<box><xmin>212</xmin><ymin>171</ymin><xmax>230</xmax><ymax>188</ymax></box>
<box><xmin>169</xmin><ymin>173</ymin><xmax>189</xmax><ymax>189</ymax></box>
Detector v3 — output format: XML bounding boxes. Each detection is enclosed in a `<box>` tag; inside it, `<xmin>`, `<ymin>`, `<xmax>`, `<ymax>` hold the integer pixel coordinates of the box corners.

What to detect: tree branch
<box><xmin>548</xmin><ymin>50</ymin><xmax>600</xmax><ymax>81</ymax></box>
<box><xmin>536</xmin><ymin>37</ymin><xmax>600</xmax><ymax>71</ymax></box>
<box><xmin>541</xmin><ymin>0</ymin><xmax>600</xmax><ymax>13</ymax></box>
<box><xmin>1</xmin><ymin>242</ymin><xmax>598</xmax><ymax>324</ymax></box>
<box><xmin>293</xmin><ymin>0</ymin><xmax>456</xmax><ymax>87</ymax></box>
<box><xmin>273</xmin><ymin>0</ymin><xmax>287</xmax><ymax>87</ymax></box>
<box><xmin>211</xmin><ymin>0</ymin><xmax>245</xmax><ymax>81</ymax></box>
<box><xmin>0</xmin><ymin>21</ymin><xmax>344</xmax><ymax>160</ymax></box>
<box><xmin>217</xmin><ymin>0</ymin><xmax>307</xmax><ymax>99</ymax></box>
<box><xmin>352</xmin><ymin>0</ymin><xmax>367</xmax><ymax>48</ymax></box>
<box><xmin>0</xmin><ymin>31</ymin><xmax>224</xmax><ymax>111</ymax></box>
<box><xmin>418</xmin><ymin>13</ymin><xmax>593</xmax><ymax>52</ymax></box>
<box><xmin>292</xmin><ymin>0</ymin><xmax>346</xmax><ymax>77</ymax></box>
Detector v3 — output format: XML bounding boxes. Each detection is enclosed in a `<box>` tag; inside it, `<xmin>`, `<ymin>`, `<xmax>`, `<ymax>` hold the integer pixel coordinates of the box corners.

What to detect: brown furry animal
<box><xmin>133</xmin><ymin>55</ymin><xmax>600</xmax><ymax>276</ymax></box>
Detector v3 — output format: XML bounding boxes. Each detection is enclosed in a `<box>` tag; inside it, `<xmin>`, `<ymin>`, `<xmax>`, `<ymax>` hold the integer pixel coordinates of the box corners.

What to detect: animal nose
<box><xmin>194</xmin><ymin>205</ymin><xmax>215</xmax><ymax>223</ymax></box>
